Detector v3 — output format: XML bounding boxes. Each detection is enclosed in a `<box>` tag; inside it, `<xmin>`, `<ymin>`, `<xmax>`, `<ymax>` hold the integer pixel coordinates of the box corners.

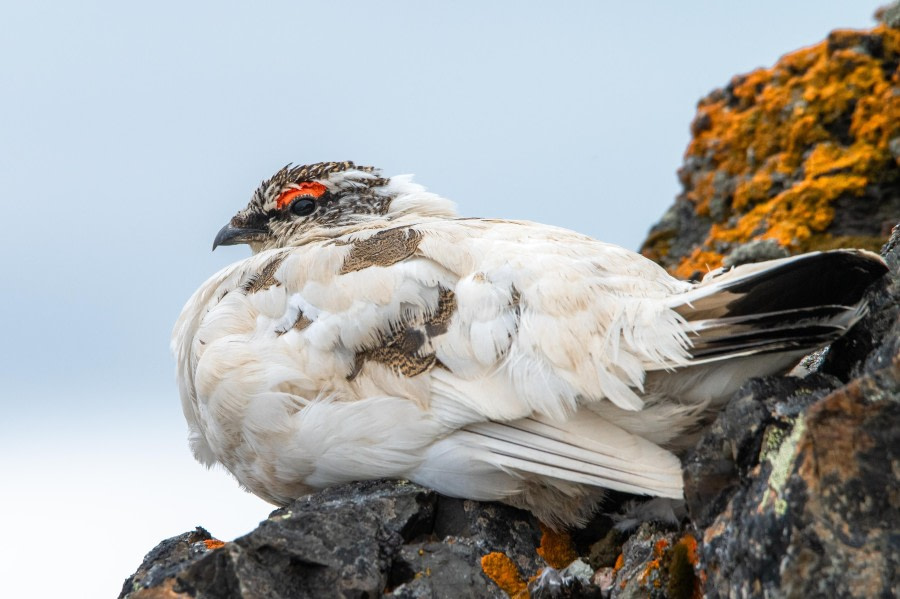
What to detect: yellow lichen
<box><xmin>535</xmin><ymin>523</ymin><xmax>578</xmax><ymax>569</ymax></box>
<box><xmin>761</xmin><ymin>415</ymin><xmax>808</xmax><ymax>515</ymax></box>
<box><xmin>480</xmin><ymin>552</ymin><xmax>528</xmax><ymax>598</ymax></box>
<box><xmin>647</xmin><ymin>23</ymin><xmax>900</xmax><ymax>276</ymax></box>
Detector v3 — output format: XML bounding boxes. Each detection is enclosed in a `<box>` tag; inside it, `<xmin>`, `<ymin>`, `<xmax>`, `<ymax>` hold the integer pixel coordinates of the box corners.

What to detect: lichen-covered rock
<box><xmin>681</xmin><ymin>373</ymin><xmax>841</xmax><ymax>529</ymax></box>
<box><xmin>698</xmin><ymin>371</ymin><xmax>900</xmax><ymax>598</ymax></box>
<box><xmin>641</xmin><ymin>15</ymin><xmax>900</xmax><ymax>280</ymax></box>
<box><xmin>120</xmin><ymin>527</ymin><xmax>222</xmax><ymax>598</ymax></box>
<box><xmin>119</xmin><ymin>480</ymin><xmax>545</xmax><ymax>599</ymax></box>
<box><xmin>389</xmin><ymin>541</ymin><xmax>501</xmax><ymax>598</ymax></box>
<box><xmin>588</xmin><ymin>525</ymin><xmax>701</xmax><ymax>599</ymax></box>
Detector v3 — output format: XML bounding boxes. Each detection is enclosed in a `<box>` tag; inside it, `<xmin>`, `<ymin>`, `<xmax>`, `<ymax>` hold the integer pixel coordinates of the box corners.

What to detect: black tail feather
<box><xmin>674</xmin><ymin>250</ymin><xmax>887</xmax><ymax>363</ymax></box>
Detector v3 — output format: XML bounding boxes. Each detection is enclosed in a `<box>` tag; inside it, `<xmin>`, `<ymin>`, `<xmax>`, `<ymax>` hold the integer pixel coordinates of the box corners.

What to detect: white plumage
<box><xmin>173</xmin><ymin>162</ymin><xmax>885</xmax><ymax>526</ymax></box>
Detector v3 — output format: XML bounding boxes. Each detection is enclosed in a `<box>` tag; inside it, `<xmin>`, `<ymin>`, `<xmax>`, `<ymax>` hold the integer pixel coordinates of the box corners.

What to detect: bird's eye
<box><xmin>291</xmin><ymin>197</ymin><xmax>317</xmax><ymax>216</ymax></box>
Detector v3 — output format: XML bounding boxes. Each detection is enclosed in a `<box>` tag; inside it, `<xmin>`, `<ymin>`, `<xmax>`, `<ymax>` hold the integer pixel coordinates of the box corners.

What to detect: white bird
<box><xmin>173</xmin><ymin>161</ymin><xmax>886</xmax><ymax>527</ymax></box>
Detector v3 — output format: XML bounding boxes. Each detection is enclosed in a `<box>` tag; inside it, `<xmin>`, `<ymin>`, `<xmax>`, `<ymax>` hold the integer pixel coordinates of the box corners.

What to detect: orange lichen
<box><xmin>614</xmin><ymin>552</ymin><xmax>625</xmax><ymax>572</ymax></box>
<box><xmin>481</xmin><ymin>552</ymin><xmax>528</xmax><ymax>598</ymax></box>
<box><xmin>678</xmin><ymin>534</ymin><xmax>699</xmax><ymax>564</ymax></box>
<box><xmin>482</xmin><ymin>526</ymin><xmax>580</xmax><ymax>597</ymax></box>
<box><xmin>712</xmin><ymin>174</ymin><xmax>868</xmax><ymax>249</ymax></box>
<box><xmin>674</xmin><ymin>248</ymin><xmax>726</xmax><ymax>279</ymax></box>
<box><xmin>687</xmin><ymin>171</ymin><xmax>716</xmax><ymax>216</ymax></box>
<box><xmin>637</xmin><ymin>538</ymin><xmax>670</xmax><ymax>589</ymax></box>
<box><xmin>733</xmin><ymin>170</ymin><xmax>772</xmax><ymax>211</ymax></box>
<box><xmin>535</xmin><ymin>523</ymin><xmax>578</xmax><ymax>569</ymax></box>
<box><xmin>647</xmin><ymin>22</ymin><xmax>900</xmax><ymax>276</ymax></box>
<box><xmin>203</xmin><ymin>539</ymin><xmax>225</xmax><ymax>550</ymax></box>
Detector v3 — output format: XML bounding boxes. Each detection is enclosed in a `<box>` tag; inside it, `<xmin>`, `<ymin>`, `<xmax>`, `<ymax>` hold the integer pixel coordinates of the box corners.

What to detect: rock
<box><xmin>721</xmin><ymin>239</ymin><xmax>790</xmax><ymax>268</ymax></box>
<box><xmin>120</xmin><ymin>527</ymin><xmax>219</xmax><ymax>599</ymax></box>
<box><xmin>602</xmin><ymin>524</ymin><xmax>704</xmax><ymax>599</ymax></box>
<box><xmin>389</xmin><ymin>541</ymin><xmax>500</xmax><ymax>598</ymax></box>
<box><xmin>587</xmin><ymin>529</ymin><xmax>623</xmax><ymax>570</ymax></box>
<box><xmin>432</xmin><ymin>496</ymin><xmax>544</xmax><ymax>576</ymax></box>
<box><xmin>683</xmin><ymin>223</ymin><xmax>900</xmax><ymax>598</ymax></box>
<box><xmin>877</xmin><ymin>2</ymin><xmax>900</xmax><ymax>28</ymax></box>
<box><xmin>682</xmin><ymin>373</ymin><xmax>840</xmax><ymax>529</ymax></box>
<box><xmin>641</xmin><ymin>14</ymin><xmax>900</xmax><ymax>279</ymax></box>
<box><xmin>610</xmin><ymin>524</ymin><xmax>676</xmax><ymax>599</ymax></box>
<box><xmin>120</xmin><ymin>480</ymin><xmax>542</xmax><ymax>599</ymax></box>
<box><xmin>699</xmin><ymin>359</ymin><xmax>900</xmax><ymax>598</ymax></box>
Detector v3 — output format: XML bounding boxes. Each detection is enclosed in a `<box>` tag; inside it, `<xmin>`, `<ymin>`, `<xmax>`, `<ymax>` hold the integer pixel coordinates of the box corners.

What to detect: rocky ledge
<box><xmin>123</xmin><ymin>9</ymin><xmax>899</xmax><ymax>599</ymax></box>
<box><xmin>119</xmin><ymin>482</ymin><xmax>544</xmax><ymax>598</ymax></box>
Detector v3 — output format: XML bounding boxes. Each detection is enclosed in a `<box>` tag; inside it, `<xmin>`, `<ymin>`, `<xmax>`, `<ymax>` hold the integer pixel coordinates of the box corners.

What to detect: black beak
<box><xmin>212</xmin><ymin>223</ymin><xmax>267</xmax><ymax>250</ymax></box>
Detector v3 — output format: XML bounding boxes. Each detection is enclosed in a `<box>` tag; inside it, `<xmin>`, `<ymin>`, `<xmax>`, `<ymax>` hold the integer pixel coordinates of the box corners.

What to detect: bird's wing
<box><xmin>416</xmin><ymin>219</ymin><xmax>694</xmax><ymax>415</ymax></box>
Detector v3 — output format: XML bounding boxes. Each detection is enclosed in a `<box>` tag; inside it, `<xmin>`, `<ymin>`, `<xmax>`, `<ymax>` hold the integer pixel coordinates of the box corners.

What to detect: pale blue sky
<box><xmin>0</xmin><ymin>2</ymin><xmax>883</xmax><ymax>596</ymax></box>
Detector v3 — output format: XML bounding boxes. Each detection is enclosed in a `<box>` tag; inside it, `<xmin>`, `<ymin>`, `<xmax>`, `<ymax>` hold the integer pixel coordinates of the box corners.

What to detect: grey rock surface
<box><xmin>120</xmin><ymin>480</ymin><xmax>542</xmax><ymax>599</ymax></box>
<box><xmin>694</xmin><ymin>224</ymin><xmax>900</xmax><ymax>598</ymax></box>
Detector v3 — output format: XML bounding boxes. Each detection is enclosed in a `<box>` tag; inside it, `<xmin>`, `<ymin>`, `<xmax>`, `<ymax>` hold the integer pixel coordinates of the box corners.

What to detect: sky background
<box><xmin>0</xmin><ymin>2</ymin><xmax>885</xmax><ymax>597</ymax></box>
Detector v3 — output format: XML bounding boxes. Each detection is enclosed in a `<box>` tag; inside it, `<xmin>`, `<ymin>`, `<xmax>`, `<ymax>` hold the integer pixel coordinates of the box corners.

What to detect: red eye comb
<box><xmin>276</xmin><ymin>182</ymin><xmax>327</xmax><ymax>210</ymax></box>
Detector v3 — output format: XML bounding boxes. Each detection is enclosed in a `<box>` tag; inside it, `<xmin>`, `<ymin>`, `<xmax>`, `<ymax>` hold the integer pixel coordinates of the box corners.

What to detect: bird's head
<box><xmin>213</xmin><ymin>161</ymin><xmax>456</xmax><ymax>253</ymax></box>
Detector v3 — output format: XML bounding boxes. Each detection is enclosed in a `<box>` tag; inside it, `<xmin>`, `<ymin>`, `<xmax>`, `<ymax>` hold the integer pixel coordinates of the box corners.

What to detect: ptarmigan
<box><xmin>173</xmin><ymin>161</ymin><xmax>886</xmax><ymax>526</ymax></box>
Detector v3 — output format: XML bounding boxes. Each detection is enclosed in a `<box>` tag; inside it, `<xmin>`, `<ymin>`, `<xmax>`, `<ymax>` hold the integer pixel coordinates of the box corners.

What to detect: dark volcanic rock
<box><xmin>431</xmin><ymin>495</ymin><xmax>544</xmax><ymax>575</ymax></box>
<box><xmin>120</xmin><ymin>480</ymin><xmax>540</xmax><ymax>599</ymax></box>
<box><xmin>699</xmin><ymin>361</ymin><xmax>900</xmax><ymax>598</ymax></box>
<box><xmin>120</xmin><ymin>527</ymin><xmax>218</xmax><ymax>598</ymax></box>
<box><xmin>682</xmin><ymin>373</ymin><xmax>841</xmax><ymax>529</ymax></box>
<box><xmin>389</xmin><ymin>541</ymin><xmax>499</xmax><ymax>598</ymax></box>
<box><xmin>691</xmin><ymin>224</ymin><xmax>900</xmax><ymax>598</ymax></box>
